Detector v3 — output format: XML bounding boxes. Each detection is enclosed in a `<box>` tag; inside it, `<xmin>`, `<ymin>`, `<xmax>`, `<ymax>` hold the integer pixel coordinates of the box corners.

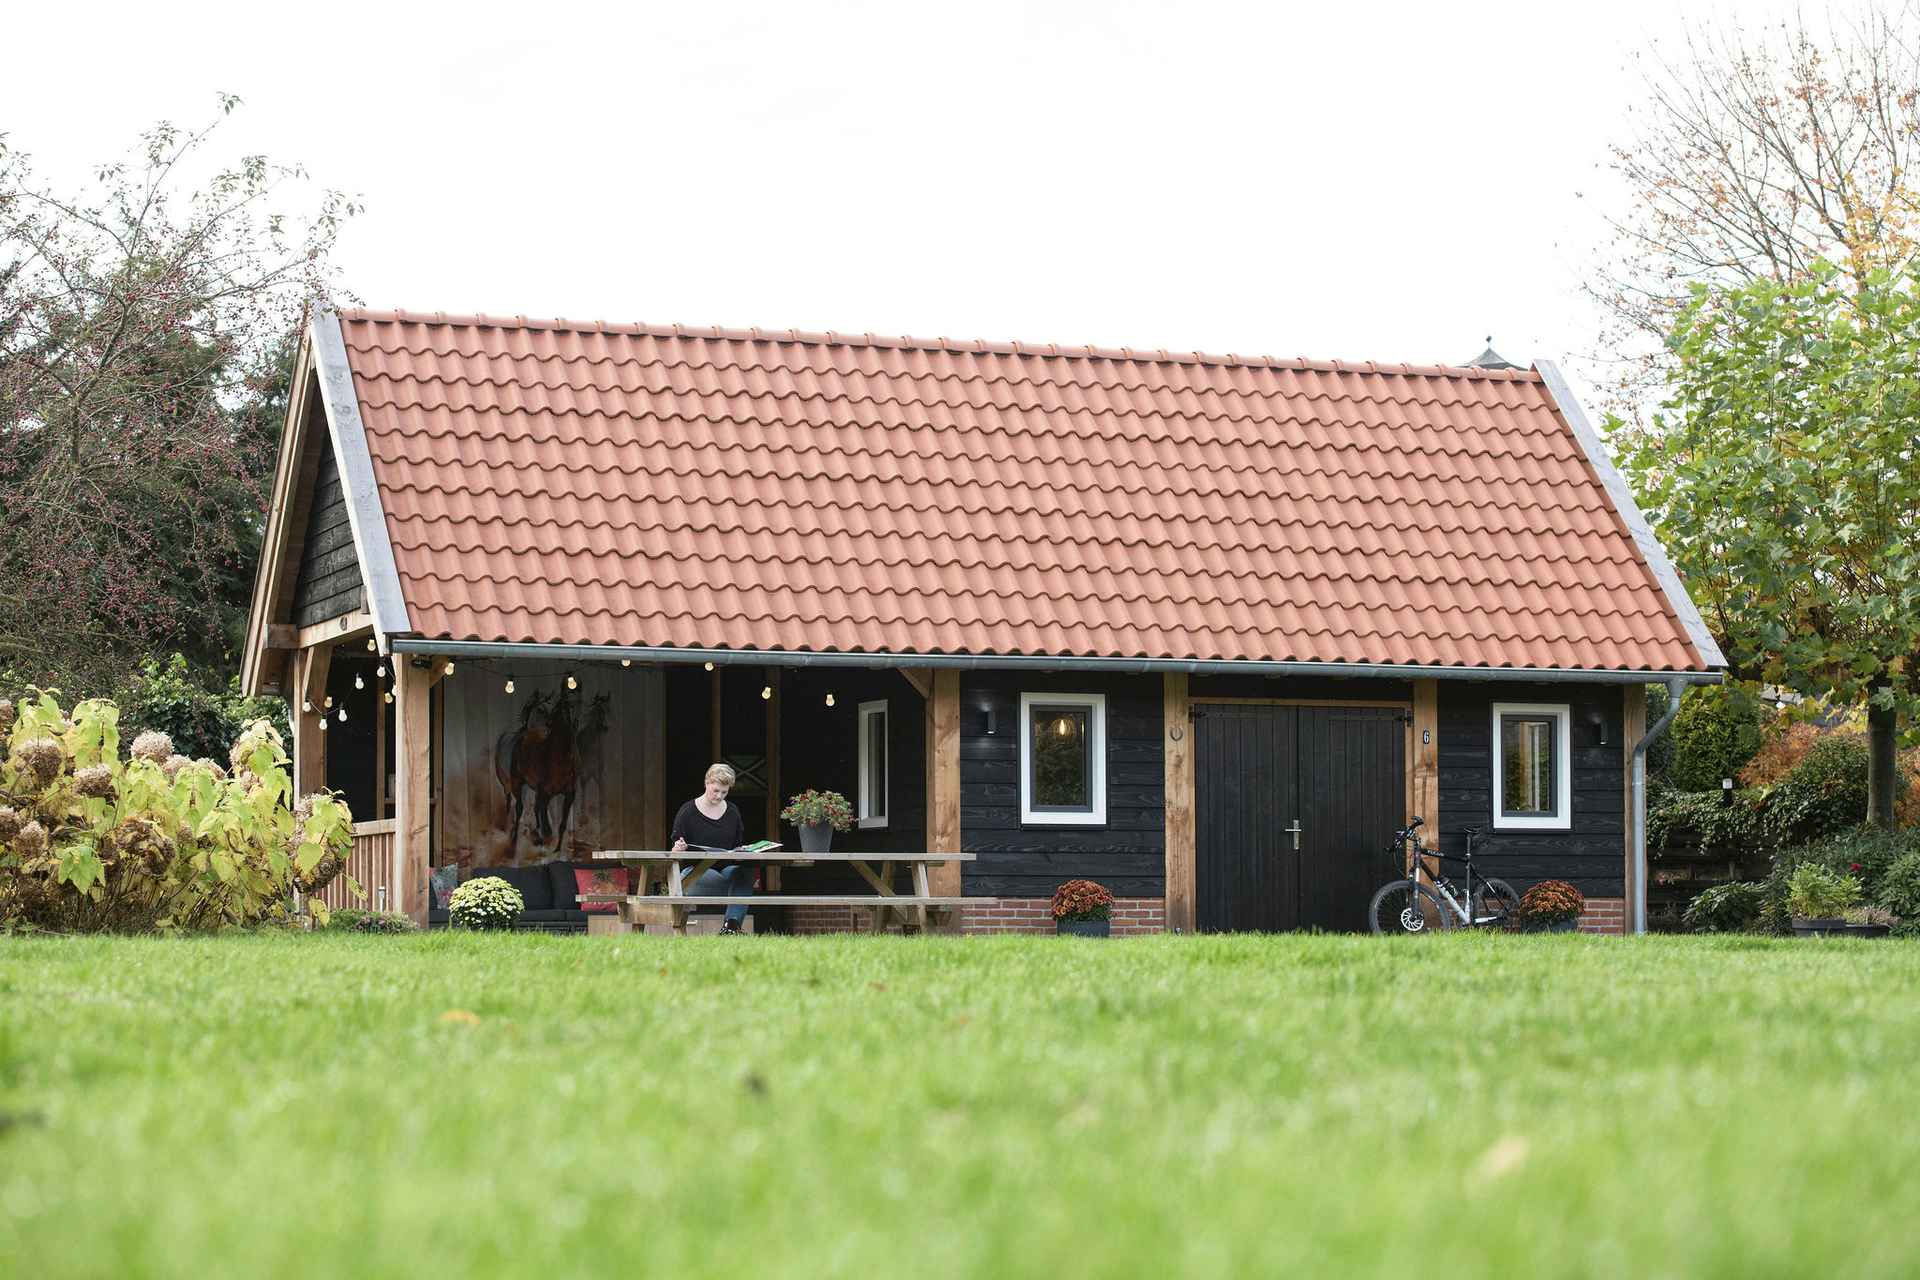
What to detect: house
<box><xmin>239</xmin><ymin>307</ymin><xmax>1724</xmax><ymax>933</ymax></box>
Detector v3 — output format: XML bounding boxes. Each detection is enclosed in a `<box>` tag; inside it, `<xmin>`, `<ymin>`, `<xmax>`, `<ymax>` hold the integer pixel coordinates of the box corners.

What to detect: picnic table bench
<box><xmin>582</xmin><ymin>849</ymin><xmax>989</xmax><ymax>935</ymax></box>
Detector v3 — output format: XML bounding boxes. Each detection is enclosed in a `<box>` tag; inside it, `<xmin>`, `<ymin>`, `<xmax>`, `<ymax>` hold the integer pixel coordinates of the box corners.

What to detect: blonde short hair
<box><xmin>704</xmin><ymin>762</ymin><xmax>737</xmax><ymax>787</ymax></box>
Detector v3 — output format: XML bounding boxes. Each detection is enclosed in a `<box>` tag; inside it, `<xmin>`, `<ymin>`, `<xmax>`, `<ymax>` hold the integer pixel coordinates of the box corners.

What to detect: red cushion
<box><xmin>573</xmin><ymin>867</ymin><xmax>629</xmax><ymax>912</ymax></box>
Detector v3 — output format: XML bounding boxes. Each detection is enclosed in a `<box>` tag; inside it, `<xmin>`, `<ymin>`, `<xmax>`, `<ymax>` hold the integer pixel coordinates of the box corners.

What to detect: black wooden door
<box><xmin>1196</xmin><ymin>703</ymin><xmax>1405</xmax><ymax>932</ymax></box>
<box><xmin>1195</xmin><ymin>705</ymin><xmax>1297</xmax><ymax>931</ymax></box>
<box><xmin>1296</xmin><ymin>706</ymin><xmax>1407</xmax><ymax>933</ymax></box>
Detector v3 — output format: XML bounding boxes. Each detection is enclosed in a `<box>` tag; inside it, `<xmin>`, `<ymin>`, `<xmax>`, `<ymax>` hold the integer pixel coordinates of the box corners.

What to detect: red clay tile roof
<box><xmin>335</xmin><ymin>308</ymin><xmax>1712</xmax><ymax>672</ymax></box>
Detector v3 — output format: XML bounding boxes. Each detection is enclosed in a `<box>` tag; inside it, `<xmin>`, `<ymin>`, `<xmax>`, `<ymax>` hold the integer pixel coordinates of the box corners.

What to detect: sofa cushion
<box><xmin>547</xmin><ymin>861</ymin><xmax>588</xmax><ymax>910</ymax></box>
<box><xmin>517</xmin><ymin>908</ymin><xmax>574</xmax><ymax>923</ymax></box>
<box><xmin>570</xmin><ymin>867</ymin><xmax>628</xmax><ymax>912</ymax></box>
<box><xmin>469</xmin><ymin>864</ymin><xmax>552</xmax><ymax>911</ymax></box>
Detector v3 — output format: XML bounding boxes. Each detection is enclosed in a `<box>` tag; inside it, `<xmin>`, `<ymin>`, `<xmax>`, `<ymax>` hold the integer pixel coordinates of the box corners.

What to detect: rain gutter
<box><xmin>1631</xmin><ymin>676</ymin><xmax>1689</xmax><ymax>935</ymax></box>
<box><xmin>383</xmin><ymin>637</ymin><xmax>1725</xmax><ymax>685</ymax></box>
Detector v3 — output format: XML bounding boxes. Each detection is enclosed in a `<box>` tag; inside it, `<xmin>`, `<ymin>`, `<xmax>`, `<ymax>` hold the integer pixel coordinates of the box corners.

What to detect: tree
<box><xmin>1618</xmin><ymin>263</ymin><xmax>1920</xmax><ymax>827</ymax></box>
<box><xmin>1591</xmin><ymin>4</ymin><xmax>1920</xmax><ymax>420</ymax></box>
<box><xmin>0</xmin><ymin>96</ymin><xmax>356</xmax><ymax>695</ymax></box>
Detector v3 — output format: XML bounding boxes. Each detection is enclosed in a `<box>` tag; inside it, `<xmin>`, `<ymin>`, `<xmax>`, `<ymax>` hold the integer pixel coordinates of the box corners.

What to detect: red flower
<box><xmin>1051</xmin><ymin>879</ymin><xmax>1114</xmax><ymax>922</ymax></box>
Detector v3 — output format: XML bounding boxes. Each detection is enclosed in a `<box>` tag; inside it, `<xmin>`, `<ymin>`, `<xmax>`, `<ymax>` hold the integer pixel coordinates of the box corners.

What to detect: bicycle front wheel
<box><xmin>1369</xmin><ymin>881</ymin><xmax>1445</xmax><ymax>935</ymax></box>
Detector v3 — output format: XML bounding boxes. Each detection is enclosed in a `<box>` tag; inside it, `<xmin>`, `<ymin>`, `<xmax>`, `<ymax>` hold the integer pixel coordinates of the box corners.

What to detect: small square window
<box><xmin>1491</xmin><ymin>703</ymin><xmax>1571</xmax><ymax>830</ymax></box>
<box><xmin>857</xmin><ymin>701</ymin><xmax>888</xmax><ymax>829</ymax></box>
<box><xmin>1019</xmin><ymin>692</ymin><xmax>1106</xmax><ymax>825</ymax></box>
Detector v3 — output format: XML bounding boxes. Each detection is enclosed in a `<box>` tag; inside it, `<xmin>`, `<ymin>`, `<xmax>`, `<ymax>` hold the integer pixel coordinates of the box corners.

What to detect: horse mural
<box><xmin>495</xmin><ymin>688</ymin><xmax>612</xmax><ymax>857</ymax></box>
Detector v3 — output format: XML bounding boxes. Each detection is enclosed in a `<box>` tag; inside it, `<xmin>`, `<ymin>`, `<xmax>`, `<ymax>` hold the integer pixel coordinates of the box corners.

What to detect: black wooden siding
<box><xmin>1436</xmin><ymin>681</ymin><xmax>1626</xmax><ymax>897</ymax></box>
<box><xmin>959</xmin><ymin>671</ymin><xmax>1166</xmax><ymax>898</ymax></box>
<box><xmin>290</xmin><ymin>434</ymin><xmax>365</xmax><ymax>626</ymax></box>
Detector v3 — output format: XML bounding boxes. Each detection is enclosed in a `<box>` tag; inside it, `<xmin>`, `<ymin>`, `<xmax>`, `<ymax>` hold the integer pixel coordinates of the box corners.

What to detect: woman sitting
<box><xmin>670</xmin><ymin>762</ymin><xmax>756</xmax><ymax>934</ymax></box>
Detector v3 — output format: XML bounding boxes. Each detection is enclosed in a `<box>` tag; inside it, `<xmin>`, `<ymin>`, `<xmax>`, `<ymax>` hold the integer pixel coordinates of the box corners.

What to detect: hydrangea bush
<box><xmin>0</xmin><ymin>691</ymin><xmax>355</xmax><ymax>933</ymax></box>
<box><xmin>448</xmin><ymin>876</ymin><xmax>523</xmax><ymax>930</ymax></box>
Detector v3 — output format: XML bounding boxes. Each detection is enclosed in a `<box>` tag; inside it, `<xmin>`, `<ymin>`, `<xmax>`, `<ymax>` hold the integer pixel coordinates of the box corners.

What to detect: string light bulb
<box><xmin>318</xmin><ymin>718</ymin><xmax>328</xmax><ymax>732</ymax></box>
<box><xmin>705</xmin><ymin>662</ymin><xmax>715</xmax><ymax>671</ymax></box>
<box><xmin>354</xmin><ymin>674</ymin><xmax>364</xmax><ymax>690</ymax></box>
<box><xmin>761</xmin><ymin>685</ymin><xmax>772</xmax><ymax>700</ymax></box>
<box><xmin>366</xmin><ymin>638</ymin><xmax>377</xmax><ymax>652</ymax></box>
<box><xmin>324</xmin><ymin>696</ymin><xmax>333</xmax><ymax>709</ymax></box>
<box><xmin>377</xmin><ymin>664</ymin><xmax>387</xmax><ymax>678</ymax></box>
<box><xmin>338</xmin><ymin>707</ymin><xmax>347</xmax><ymax>722</ymax></box>
<box><xmin>444</xmin><ymin>660</ymin><xmax>456</xmax><ymax>674</ymax></box>
<box><xmin>505</xmin><ymin>679</ymin><xmax>515</xmax><ymax>694</ymax></box>
<box><xmin>567</xmin><ymin>675</ymin><xmax>578</xmax><ymax>690</ymax></box>
<box><xmin>301</xmin><ymin>699</ymin><xmax>312</xmax><ymax>713</ymax></box>
<box><xmin>621</xmin><ymin>659</ymin><xmax>631</xmax><ymax>667</ymax></box>
<box><xmin>384</xmin><ymin>691</ymin><xmax>394</xmax><ymax>704</ymax></box>
<box><xmin>825</xmin><ymin>692</ymin><xmax>836</xmax><ymax>707</ymax></box>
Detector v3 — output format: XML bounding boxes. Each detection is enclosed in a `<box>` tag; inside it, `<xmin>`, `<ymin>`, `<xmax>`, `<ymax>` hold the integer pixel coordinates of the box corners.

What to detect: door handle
<box><xmin>1285</xmin><ymin>819</ymin><xmax>1302</xmax><ymax>850</ymax></box>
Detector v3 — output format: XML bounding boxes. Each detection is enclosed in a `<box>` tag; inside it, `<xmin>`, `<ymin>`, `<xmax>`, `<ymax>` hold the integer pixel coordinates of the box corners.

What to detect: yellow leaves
<box><xmin>441</xmin><ymin>1009</ymin><xmax>482</xmax><ymax>1027</ymax></box>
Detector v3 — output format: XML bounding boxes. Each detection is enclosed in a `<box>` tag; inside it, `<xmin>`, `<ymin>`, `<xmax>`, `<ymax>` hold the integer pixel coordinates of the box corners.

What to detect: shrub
<box><xmin>0</xmin><ymin>690</ymin><xmax>354</xmax><ymax>933</ymax></box>
<box><xmin>1667</xmin><ymin>687</ymin><xmax>1764</xmax><ymax>793</ymax></box>
<box><xmin>1787</xmin><ymin>826</ymin><xmax>1920</xmax><ymax>904</ymax></box>
<box><xmin>327</xmin><ymin>907</ymin><xmax>420</xmax><ymax>934</ymax></box>
<box><xmin>1783</xmin><ymin>862</ymin><xmax>1859</xmax><ymax>919</ymax></box>
<box><xmin>1518</xmin><ymin>879</ymin><xmax>1584</xmax><ymax>927</ymax></box>
<box><xmin>1644</xmin><ymin>685</ymin><xmax>1676</xmax><ymax>779</ymax></box>
<box><xmin>1648</xmin><ymin>789</ymin><xmax>1763</xmax><ymax>852</ymax></box>
<box><xmin>1845</xmin><ymin>905</ymin><xmax>1898</xmax><ymax>927</ymax></box>
<box><xmin>1051</xmin><ymin>879</ymin><xmax>1114</xmax><ymax>922</ymax></box>
<box><xmin>1758</xmin><ymin>734</ymin><xmax>1871</xmax><ymax>845</ymax></box>
<box><xmin>1683</xmin><ymin>881</ymin><xmax>1766</xmax><ymax>933</ymax></box>
<box><xmin>118</xmin><ymin>654</ymin><xmax>292</xmax><ymax>764</ymax></box>
<box><xmin>1878</xmin><ymin>851</ymin><xmax>1920</xmax><ymax>922</ymax></box>
<box><xmin>449</xmin><ymin>877</ymin><xmax>522</xmax><ymax>929</ymax></box>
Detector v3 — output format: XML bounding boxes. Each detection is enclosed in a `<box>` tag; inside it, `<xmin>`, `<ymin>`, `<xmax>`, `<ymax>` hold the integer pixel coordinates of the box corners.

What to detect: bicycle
<box><xmin>1367</xmin><ymin>817</ymin><xmax>1521</xmax><ymax>934</ymax></box>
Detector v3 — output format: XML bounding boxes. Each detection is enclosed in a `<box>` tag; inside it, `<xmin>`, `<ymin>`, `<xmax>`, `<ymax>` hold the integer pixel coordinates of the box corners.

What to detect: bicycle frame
<box><xmin>1401</xmin><ymin>828</ymin><xmax>1502</xmax><ymax>930</ymax></box>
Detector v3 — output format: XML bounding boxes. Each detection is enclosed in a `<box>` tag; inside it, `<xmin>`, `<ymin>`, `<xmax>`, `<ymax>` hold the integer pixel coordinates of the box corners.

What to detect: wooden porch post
<box><xmin>926</xmin><ymin>670</ymin><xmax>961</xmax><ymax>897</ymax></box>
<box><xmin>392</xmin><ymin>656</ymin><xmax>435</xmax><ymax>924</ymax></box>
<box><xmin>1411</xmin><ymin>680</ymin><xmax>1439</xmax><ymax>873</ymax></box>
<box><xmin>1622</xmin><ymin>683</ymin><xmax>1647</xmax><ymax>917</ymax></box>
<box><xmin>291</xmin><ymin>645</ymin><xmax>331</xmax><ymax>801</ymax></box>
<box><xmin>1162</xmin><ymin>672</ymin><xmax>1194</xmax><ymax>933</ymax></box>
<box><xmin>643</xmin><ymin>664</ymin><xmax>667</xmax><ymax>851</ymax></box>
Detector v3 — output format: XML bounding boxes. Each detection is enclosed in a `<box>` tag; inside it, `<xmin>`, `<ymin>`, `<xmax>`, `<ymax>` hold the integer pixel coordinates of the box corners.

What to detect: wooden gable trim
<box><xmin>240</xmin><ymin>334</ymin><xmax>323</xmax><ymax>695</ymax></box>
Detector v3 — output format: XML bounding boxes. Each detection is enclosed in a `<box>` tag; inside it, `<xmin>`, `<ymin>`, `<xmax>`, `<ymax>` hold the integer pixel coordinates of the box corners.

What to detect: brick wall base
<box><xmin>783</xmin><ymin>897</ymin><xmax>1166</xmax><ymax>936</ymax></box>
<box><xmin>1577</xmin><ymin>897</ymin><xmax>1625</xmax><ymax>935</ymax></box>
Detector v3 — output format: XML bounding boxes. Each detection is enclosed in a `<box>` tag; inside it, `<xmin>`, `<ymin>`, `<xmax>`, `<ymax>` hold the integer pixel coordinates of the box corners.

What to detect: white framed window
<box><xmin>857</xmin><ymin>700</ymin><xmax>888</xmax><ymax>829</ymax></box>
<box><xmin>1019</xmin><ymin>692</ymin><xmax>1107</xmax><ymax>825</ymax></box>
<box><xmin>1490</xmin><ymin>703</ymin><xmax>1571</xmax><ymax>830</ymax></box>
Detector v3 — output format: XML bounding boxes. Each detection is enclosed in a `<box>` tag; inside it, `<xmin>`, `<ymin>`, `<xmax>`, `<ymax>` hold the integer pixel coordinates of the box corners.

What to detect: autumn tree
<box><xmin>0</xmin><ymin>96</ymin><xmax>356</xmax><ymax>694</ymax></box>
<box><xmin>1618</xmin><ymin>263</ymin><xmax>1920</xmax><ymax>827</ymax></box>
<box><xmin>1592</xmin><ymin>4</ymin><xmax>1920</xmax><ymax>419</ymax></box>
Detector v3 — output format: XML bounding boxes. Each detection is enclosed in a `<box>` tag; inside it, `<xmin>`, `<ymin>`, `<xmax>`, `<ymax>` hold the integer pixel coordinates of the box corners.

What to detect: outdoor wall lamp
<box><xmin>984</xmin><ymin>709</ymin><xmax>998</xmax><ymax>735</ymax></box>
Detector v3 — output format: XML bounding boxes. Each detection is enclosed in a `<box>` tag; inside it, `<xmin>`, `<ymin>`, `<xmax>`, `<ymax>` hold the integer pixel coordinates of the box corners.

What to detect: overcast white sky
<box><xmin>3</xmin><ymin>1</ymin><xmax>1811</xmax><ymax>404</ymax></box>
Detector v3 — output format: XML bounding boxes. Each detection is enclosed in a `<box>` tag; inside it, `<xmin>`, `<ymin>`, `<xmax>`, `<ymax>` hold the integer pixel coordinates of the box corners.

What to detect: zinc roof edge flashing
<box><xmin>312</xmin><ymin>305</ymin><xmax>413</xmax><ymax>653</ymax></box>
<box><xmin>1532</xmin><ymin>359</ymin><xmax>1727</xmax><ymax>670</ymax></box>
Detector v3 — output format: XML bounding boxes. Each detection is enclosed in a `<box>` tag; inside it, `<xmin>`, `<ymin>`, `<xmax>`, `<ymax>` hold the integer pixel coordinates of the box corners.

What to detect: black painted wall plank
<box><xmin>290</xmin><ymin>434</ymin><xmax>365</xmax><ymax>627</ymax></box>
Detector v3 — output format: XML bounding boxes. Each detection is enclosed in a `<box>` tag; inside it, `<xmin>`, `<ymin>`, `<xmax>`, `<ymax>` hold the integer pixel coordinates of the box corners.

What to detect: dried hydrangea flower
<box><xmin>11</xmin><ymin>737</ymin><xmax>64</xmax><ymax>790</ymax></box>
<box><xmin>0</xmin><ymin>698</ymin><xmax>13</xmax><ymax>727</ymax></box>
<box><xmin>161</xmin><ymin>754</ymin><xmax>192</xmax><ymax>782</ymax></box>
<box><xmin>0</xmin><ymin>807</ymin><xmax>20</xmax><ymax>842</ymax></box>
<box><xmin>74</xmin><ymin>764</ymin><xmax>116</xmax><ymax>799</ymax></box>
<box><xmin>130</xmin><ymin>731</ymin><xmax>174</xmax><ymax>765</ymax></box>
<box><xmin>196</xmin><ymin>759</ymin><xmax>228</xmax><ymax>782</ymax></box>
<box><xmin>14</xmin><ymin>820</ymin><xmax>48</xmax><ymax>859</ymax></box>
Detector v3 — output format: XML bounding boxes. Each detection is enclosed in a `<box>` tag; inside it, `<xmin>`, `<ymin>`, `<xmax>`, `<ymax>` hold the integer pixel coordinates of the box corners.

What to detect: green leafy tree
<box><xmin>1617</xmin><ymin>263</ymin><xmax>1920</xmax><ymax>827</ymax></box>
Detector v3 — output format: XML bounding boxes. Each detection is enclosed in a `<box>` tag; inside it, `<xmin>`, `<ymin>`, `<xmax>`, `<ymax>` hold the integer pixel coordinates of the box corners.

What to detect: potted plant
<box><xmin>1785</xmin><ymin>862</ymin><xmax>1858</xmax><ymax>936</ymax></box>
<box><xmin>780</xmin><ymin>789</ymin><xmax>853</xmax><ymax>854</ymax></box>
<box><xmin>448</xmin><ymin>876</ymin><xmax>524</xmax><ymax>930</ymax></box>
<box><xmin>1051</xmin><ymin>879</ymin><xmax>1115</xmax><ymax>937</ymax></box>
<box><xmin>1519</xmin><ymin>880</ymin><xmax>1584</xmax><ymax>933</ymax></box>
<box><xmin>1844</xmin><ymin>905</ymin><xmax>1897</xmax><ymax>938</ymax></box>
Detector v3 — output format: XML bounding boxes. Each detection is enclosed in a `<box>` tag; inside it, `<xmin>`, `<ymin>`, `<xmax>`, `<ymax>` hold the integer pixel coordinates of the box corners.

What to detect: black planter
<box><xmin>1846</xmin><ymin>922</ymin><xmax>1891</xmax><ymax>938</ymax></box>
<box><xmin>1056</xmin><ymin>919</ymin><xmax>1111</xmax><ymax>937</ymax></box>
<box><xmin>1791</xmin><ymin>917</ymin><xmax>1848</xmax><ymax>937</ymax></box>
<box><xmin>1526</xmin><ymin>920</ymin><xmax>1579</xmax><ymax>934</ymax></box>
<box><xmin>799</xmin><ymin>822</ymin><xmax>833</xmax><ymax>854</ymax></box>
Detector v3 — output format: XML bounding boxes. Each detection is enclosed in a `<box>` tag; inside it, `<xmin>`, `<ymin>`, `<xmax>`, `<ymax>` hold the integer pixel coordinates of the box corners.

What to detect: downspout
<box><xmin>1631</xmin><ymin>677</ymin><xmax>1688</xmax><ymax>935</ymax></box>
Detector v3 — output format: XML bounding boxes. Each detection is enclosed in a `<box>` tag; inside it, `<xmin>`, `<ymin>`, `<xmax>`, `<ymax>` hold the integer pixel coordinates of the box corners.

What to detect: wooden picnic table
<box><xmin>582</xmin><ymin>849</ymin><xmax>987</xmax><ymax>935</ymax></box>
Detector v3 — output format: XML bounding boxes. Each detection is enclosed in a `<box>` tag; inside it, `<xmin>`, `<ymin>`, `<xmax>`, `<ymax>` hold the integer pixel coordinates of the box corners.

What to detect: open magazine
<box><xmin>680</xmin><ymin>840</ymin><xmax>783</xmax><ymax>854</ymax></box>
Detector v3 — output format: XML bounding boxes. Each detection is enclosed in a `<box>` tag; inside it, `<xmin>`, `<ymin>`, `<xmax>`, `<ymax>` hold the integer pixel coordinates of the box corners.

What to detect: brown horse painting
<box><xmin>496</xmin><ymin>689</ymin><xmax>610</xmax><ymax>855</ymax></box>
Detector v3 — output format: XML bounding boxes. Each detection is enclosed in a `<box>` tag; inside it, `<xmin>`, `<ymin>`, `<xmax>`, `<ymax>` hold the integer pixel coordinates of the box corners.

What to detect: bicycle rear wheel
<box><xmin>1368</xmin><ymin>880</ymin><xmax>1445</xmax><ymax>934</ymax></box>
<box><xmin>1471</xmin><ymin>877</ymin><xmax>1522</xmax><ymax>932</ymax></box>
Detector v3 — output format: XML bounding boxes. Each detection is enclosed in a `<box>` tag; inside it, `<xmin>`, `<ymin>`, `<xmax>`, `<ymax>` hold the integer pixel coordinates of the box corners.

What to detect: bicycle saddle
<box><xmin>1461</xmin><ymin>827</ymin><xmax>1482</xmax><ymax>839</ymax></box>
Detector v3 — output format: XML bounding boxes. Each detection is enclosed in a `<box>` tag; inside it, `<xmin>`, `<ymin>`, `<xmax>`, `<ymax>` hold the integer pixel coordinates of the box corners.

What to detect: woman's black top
<box><xmin>672</xmin><ymin>799</ymin><xmax>746</xmax><ymax>852</ymax></box>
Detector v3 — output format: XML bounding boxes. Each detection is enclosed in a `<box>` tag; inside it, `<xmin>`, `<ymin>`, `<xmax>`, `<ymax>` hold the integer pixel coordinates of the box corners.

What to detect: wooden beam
<box><xmin>292</xmin><ymin>646</ymin><xmax>332</xmax><ymax>802</ymax></box>
<box><xmin>1412</xmin><ymin>680</ymin><xmax>1440</xmax><ymax>876</ymax></box>
<box><xmin>265</xmin><ymin>624</ymin><xmax>298</xmax><ymax>650</ymax></box>
<box><xmin>393</xmin><ymin>654</ymin><xmax>434</xmax><ymax>925</ymax></box>
<box><xmin>898</xmin><ymin>668</ymin><xmax>932</xmax><ymax>701</ymax></box>
<box><xmin>1162</xmin><ymin>672</ymin><xmax>1194</xmax><ymax>934</ymax></box>
<box><xmin>1623</xmin><ymin>683</ymin><xmax>1647</xmax><ymax>919</ymax></box>
<box><xmin>925</xmin><ymin>670</ymin><xmax>961</xmax><ymax>897</ymax></box>
<box><xmin>765</xmin><ymin>665</ymin><xmax>782</xmax><ymax>847</ymax></box>
<box><xmin>295</xmin><ymin>608</ymin><xmax>371</xmax><ymax>652</ymax></box>
<box><xmin>643</xmin><ymin>664</ymin><xmax>667</xmax><ymax>851</ymax></box>
<box><xmin>710</xmin><ymin>665</ymin><xmax>723</xmax><ymax>763</ymax></box>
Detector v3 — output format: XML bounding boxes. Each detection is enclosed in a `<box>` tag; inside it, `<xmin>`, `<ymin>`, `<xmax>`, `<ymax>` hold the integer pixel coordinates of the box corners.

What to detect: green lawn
<box><xmin>1</xmin><ymin>932</ymin><xmax>1916</xmax><ymax>1278</ymax></box>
